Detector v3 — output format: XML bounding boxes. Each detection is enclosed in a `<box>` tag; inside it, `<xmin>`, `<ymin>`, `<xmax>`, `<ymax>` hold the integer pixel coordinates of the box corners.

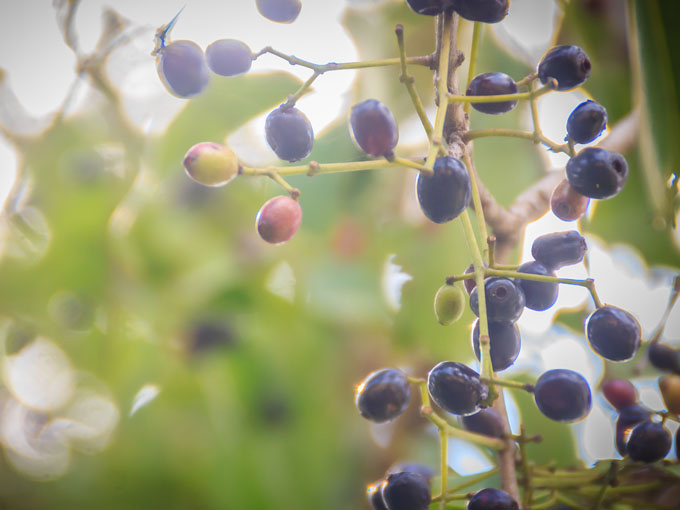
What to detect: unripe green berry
<box><xmin>182</xmin><ymin>142</ymin><xmax>239</xmax><ymax>187</ymax></box>
<box><xmin>659</xmin><ymin>374</ymin><xmax>680</xmax><ymax>415</ymax></box>
<box><xmin>434</xmin><ymin>284</ymin><xmax>465</xmax><ymax>325</ymax></box>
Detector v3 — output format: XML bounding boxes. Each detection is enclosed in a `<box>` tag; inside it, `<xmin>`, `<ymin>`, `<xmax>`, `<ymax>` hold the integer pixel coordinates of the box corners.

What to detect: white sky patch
<box><xmin>578</xmin><ymin>402</ymin><xmax>615</xmax><ymax>464</ymax></box>
<box><xmin>447</xmin><ymin>437</ymin><xmax>495</xmax><ymax>475</ymax></box>
<box><xmin>129</xmin><ymin>384</ymin><xmax>161</xmax><ymax>417</ymax></box>
<box><xmin>539</xmin><ymin>335</ymin><xmax>601</xmax><ymax>389</ymax></box>
<box><xmin>266</xmin><ymin>260</ymin><xmax>296</xmax><ymax>303</ymax></box>
<box><xmin>382</xmin><ymin>254</ymin><xmax>413</xmax><ymax>312</ymax></box>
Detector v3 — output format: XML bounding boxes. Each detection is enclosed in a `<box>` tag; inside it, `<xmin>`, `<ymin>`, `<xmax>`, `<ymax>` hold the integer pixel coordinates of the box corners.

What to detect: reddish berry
<box><xmin>255</xmin><ymin>196</ymin><xmax>302</xmax><ymax>244</ymax></box>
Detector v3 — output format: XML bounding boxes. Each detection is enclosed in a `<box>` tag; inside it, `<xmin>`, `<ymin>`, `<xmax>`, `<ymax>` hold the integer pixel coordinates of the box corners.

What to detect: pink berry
<box><xmin>256</xmin><ymin>196</ymin><xmax>302</xmax><ymax>244</ymax></box>
<box><xmin>601</xmin><ymin>379</ymin><xmax>637</xmax><ymax>410</ymax></box>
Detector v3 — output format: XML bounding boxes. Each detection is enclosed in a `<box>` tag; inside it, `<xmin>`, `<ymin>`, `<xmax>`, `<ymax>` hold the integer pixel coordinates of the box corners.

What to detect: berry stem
<box><xmin>480</xmin><ymin>377</ymin><xmax>534</xmax><ymax>392</ymax></box>
<box><xmin>519</xmin><ymin>426</ymin><xmax>533</xmax><ymax>509</ymax></box>
<box><xmin>240</xmin><ymin>157</ymin><xmax>433</xmax><ymax>178</ymax></box>
<box><xmin>515</xmin><ymin>71</ymin><xmax>538</xmax><ymax>88</ymax></box>
<box><xmin>395</xmin><ymin>24</ymin><xmax>434</xmax><ymax>138</ymax></box>
<box><xmin>448</xmin><ymin>83</ymin><xmax>553</xmax><ymax>104</ymax></box>
<box><xmin>439</xmin><ymin>427</ymin><xmax>448</xmax><ymax>510</ymax></box>
<box><xmin>464</xmin><ymin>128</ymin><xmax>572</xmax><ymax>155</ymax></box>
<box><xmin>282</xmin><ymin>71</ymin><xmax>321</xmax><ymax>108</ymax></box>
<box><xmin>463</xmin><ymin>22</ymin><xmax>483</xmax><ymax>116</ymax></box>
<box><xmin>588</xmin><ymin>461</ymin><xmax>617</xmax><ymax>510</ymax></box>
<box><xmin>649</xmin><ymin>274</ymin><xmax>680</xmax><ymax>343</ymax></box>
<box><xmin>462</xmin><ymin>153</ymin><xmax>491</xmax><ymax>261</ymax></box>
<box><xmin>267</xmin><ymin>171</ymin><xmax>299</xmax><ymax>198</ymax></box>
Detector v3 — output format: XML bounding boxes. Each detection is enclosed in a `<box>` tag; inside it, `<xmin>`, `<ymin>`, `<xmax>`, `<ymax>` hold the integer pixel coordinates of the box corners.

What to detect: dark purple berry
<box><xmin>534</xmin><ymin>369</ymin><xmax>592</xmax><ymax>422</ymax></box>
<box><xmin>156</xmin><ymin>40</ymin><xmax>210</xmax><ymax>98</ymax></box>
<box><xmin>469</xmin><ymin>278</ymin><xmax>525</xmax><ymax>322</ymax></box>
<box><xmin>468</xmin><ymin>488</ymin><xmax>519</xmax><ymax>510</ymax></box>
<box><xmin>550</xmin><ymin>178</ymin><xmax>590</xmax><ymax>222</ymax></box>
<box><xmin>367</xmin><ymin>481</ymin><xmax>388</xmax><ymax>510</ymax></box>
<box><xmin>471</xmin><ymin>319</ymin><xmax>521</xmax><ymax>372</ymax></box>
<box><xmin>427</xmin><ymin>361</ymin><xmax>488</xmax><ymax>416</ymax></box>
<box><xmin>454</xmin><ymin>0</ymin><xmax>509</xmax><ymax>23</ymax></box>
<box><xmin>256</xmin><ymin>0</ymin><xmax>301</xmax><ymax>23</ymax></box>
<box><xmin>381</xmin><ymin>471</ymin><xmax>431</xmax><ymax>510</ymax></box>
<box><xmin>386</xmin><ymin>463</ymin><xmax>435</xmax><ymax>483</ymax></box>
<box><xmin>355</xmin><ymin>369</ymin><xmax>411</xmax><ymax>423</ymax></box>
<box><xmin>205</xmin><ymin>39</ymin><xmax>252</xmax><ymax>76</ymax></box>
<box><xmin>601</xmin><ymin>379</ymin><xmax>637</xmax><ymax>410</ymax></box>
<box><xmin>566</xmin><ymin>148</ymin><xmax>628</xmax><ymax>200</ymax></box>
<box><xmin>466</xmin><ymin>72</ymin><xmax>518</xmax><ymax>114</ymax></box>
<box><xmin>537</xmin><ymin>45</ymin><xmax>591</xmax><ymax>91</ymax></box>
<box><xmin>648</xmin><ymin>342</ymin><xmax>680</xmax><ymax>373</ymax></box>
<box><xmin>515</xmin><ymin>261</ymin><xmax>558</xmax><ymax>311</ymax></box>
<box><xmin>464</xmin><ymin>264</ymin><xmax>478</xmax><ymax>295</ymax></box>
<box><xmin>265</xmin><ymin>106</ymin><xmax>314</xmax><ymax>162</ymax></box>
<box><xmin>349</xmin><ymin>99</ymin><xmax>399</xmax><ymax>158</ymax></box>
<box><xmin>461</xmin><ymin>408</ymin><xmax>505</xmax><ymax>439</ymax></box>
<box><xmin>586</xmin><ymin>306</ymin><xmax>641</xmax><ymax>362</ymax></box>
<box><xmin>256</xmin><ymin>196</ymin><xmax>302</xmax><ymax>244</ymax></box>
<box><xmin>615</xmin><ymin>404</ymin><xmax>650</xmax><ymax>456</ymax></box>
<box><xmin>406</xmin><ymin>0</ymin><xmax>455</xmax><ymax>15</ymax></box>
<box><xmin>566</xmin><ymin>100</ymin><xmax>608</xmax><ymax>144</ymax></box>
<box><xmin>626</xmin><ymin>421</ymin><xmax>672</xmax><ymax>463</ymax></box>
<box><xmin>531</xmin><ymin>231</ymin><xmax>587</xmax><ymax>271</ymax></box>
<box><xmin>416</xmin><ymin>156</ymin><xmax>472</xmax><ymax>224</ymax></box>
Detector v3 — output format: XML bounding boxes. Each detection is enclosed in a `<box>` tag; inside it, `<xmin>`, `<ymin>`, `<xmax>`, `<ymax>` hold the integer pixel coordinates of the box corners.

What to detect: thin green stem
<box><xmin>530</xmin><ymin>493</ymin><xmax>558</xmax><ymax>510</ymax></box>
<box><xmin>480</xmin><ymin>377</ymin><xmax>534</xmax><ymax>392</ymax></box>
<box><xmin>393</xmin><ymin>156</ymin><xmax>435</xmax><ymax>175</ymax></box>
<box><xmin>462</xmin><ymin>153</ymin><xmax>490</xmax><ymax>261</ymax></box>
<box><xmin>464</xmin><ymin>129</ymin><xmax>572</xmax><ymax>155</ymax></box>
<box><xmin>589</xmin><ymin>461</ymin><xmax>617</xmax><ymax>510</ymax></box>
<box><xmin>448</xmin><ymin>84</ymin><xmax>553</xmax><ymax>104</ymax></box>
<box><xmin>282</xmin><ymin>71</ymin><xmax>320</xmax><ymax>107</ymax></box>
<box><xmin>464</xmin><ymin>22</ymin><xmax>482</xmax><ymax>116</ymax></box>
<box><xmin>395</xmin><ymin>24</ymin><xmax>433</xmax><ymax>138</ymax></box>
<box><xmin>240</xmin><ymin>157</ymin><xmax>433</xmax><ymax>178</ymax></box>
<box><xmin>432</xmin><ymin>469</ymin><xmax>499</xmax><ymax>502</ymax></box>
<box><xmin>650</xmin><ymin>275</ymin><xmax>680</xmax><ymax>342</ymax></box>
<box><xmin>267</xmin><ymin>171</ymin><xmax>299</xmax><ymax>197</ymax></box>
<box><xmin>439</xmin><ymin>427</ymin><xmax>448</xmax><ymax>510</ymax></box>
<box><xmin>515</xmin><ymin>71</ymin><xmax>537</xmax><ymax>88</ymax></box>
<box><xmin>577</xmin><ymin>481</ymin><xmax>662</xmax><ymax>496</ymax></box>
<box><xmin>519</xmin><ymin>426</ymin><xmax>533</xmax><ymax>508</ymax></box>
<box><xmin>555</xmin><ymin>492</ymin><xmax>587</xmax><ymax>510</ymax></box>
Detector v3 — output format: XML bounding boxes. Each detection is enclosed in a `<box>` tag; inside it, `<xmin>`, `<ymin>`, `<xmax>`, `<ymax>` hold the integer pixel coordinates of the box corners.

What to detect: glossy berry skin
<box><xmin>355</xmin><ymin>369</ymin><xmax>411</xmax><ymax>423</ymax></box>
<box><xmin>349</xmin><ymin>99</ymin><xmax>398</xmax><ymax>158</ymax></box>
<box><xmin>601</xmin><ymin>379</ymin><xmax>637</xmax><ymax>410</ymax></box>
<box><xmin>464</xmin><ymin>264</ymin><xmax>477</xmax><ymax>295</ymax></box>
<box><xmin>566</xmin><ymin>100</ymin><xmax>608</xmax><ymax>144</ymax></box>
<box><xmin>265</xmin><ymin>106</ymin><xmax>314</xmax><ymax>162</ymax></box>
<box><xmin>461</xmin><ymin>408</ymin><xmax>505</xmax><ymax>439</ymax></box>
<box><xmin>386</xmin><ymin>463</ymin><xmax>435</xmax><ymax>483</ymax></box>
<box><xmin>416</xmin><ymin>156</ymin><xmax>472</xmax><ymax>224</ymax></box>
<box><xmin>550</xmin><ymin>178</ymin><xmax>590</xmax><ymax>222</ymax></box>
<box><xmin>659</xmin><ymin>374</ymin><xmax>680</xmax><ymax>414</ymax></box>
<box><xmin>381</xmin><ymin>471</ymin><xmax>431</xmax><ymax>510</ymax></box>
<box><xmin>406</xmin><ymin>0</ymin><xmax>454</xmax><ymax>15</ymax></box>
<box><xmin>515</xmin><ymin>261</ymin><xmax>559</xmax><ymax>311</ymax></box>
<box><xmin>626</xmin><ymin>421</ymin><xmax>672</xmax><ymax>463</ymax></box>
<box><xmin>534</xmin><ymin>369</ymin><xmax>592</xmax><ymax>422</ymax></box>
<box><xmin>255</xmin><ymin>0</ymin><xmax>301</xmax><ymax>23</ymax></box>
<box><xmin>367</xmin><ymin>481</ymin><xmax>388</xmax><ymax>510</ymax></box>
<box><xmin>205</xmin><ymin>39</ymin><xmax>252</xmax><ymax>76</ymax></box>
<box><xmin>537</xmin><ymin>45</ymin><xmax>591</xmax><ymax>91</ymax></box>
<box><xmin>156</xmin><ymin>40</ymin><xmax>210</xmax><ymax>98</ymax></box>
<box><xmin>468</xmin><ymin>488</ymin><xmax>519</xmax><ymax>510</ymax></box>
<box><xmin>615</xmin><ymin>404</ymin><xmax>650</xmax><ymax>456</ymax></box>
<box><xmin>472</xmin><ymin>319</ymin><xmax>521</xmax><ymax>372</ymax></box>
<box><xmin>466</xmin><ymin>72</ymin><xmax>518</xmax><ymax>114</ymax></box>
<box><xmin>586</xmin><ymin>306</ymin><xmax>641</xmax><ymax>362</ymax></box>
<box><xmin>469</xmin><ymin>278</ymin><xmax>525</xmax><ymax>322</ymax></box>
<box><xmin>434</xmin><ymin>284</ymin><xmax>465</xmax><ymax>325</ymax></box>
<box><xmin>566</xmin><ymin>148</ymin><xmax>629</xmax><ymax>200</ymax></box>
<box><xmin>454</xmin><ymin>0</ymin><xmax>509</xmax><ymax>23</ymax></box>
<box><xmin>427</xmin><ymin>361</ymin><xmax>488</xmax><ymax>416</ymax></box>
<box><xmin>648</xmin><ymin>342</ymin><xmax>680</xmax><ymax>373</ymax></box>
<box><xmin>183</xmin><ymin>142</ymin><xmax>239</xmax><ymax>187</ymax></box>
<box><xmin>531</xmin><ymin>231</ymin><xmax>587</xmax><ymax>271</ymax></box>
<box><xmin>256</xmin><ymin>196</ymin><xmax>302</xmax><ymax>244</ymax></box>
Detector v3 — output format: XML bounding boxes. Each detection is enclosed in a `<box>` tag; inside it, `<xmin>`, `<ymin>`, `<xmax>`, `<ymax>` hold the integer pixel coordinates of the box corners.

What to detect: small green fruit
<box><xmin>182</xmin><ymin>142</ymin><xmax>239</xmax><ymax>187</ymax></box>
<box><xmin>434</xmin><ymin>284</ymin><xmax>465</xmax><ymax>325</ymax></box>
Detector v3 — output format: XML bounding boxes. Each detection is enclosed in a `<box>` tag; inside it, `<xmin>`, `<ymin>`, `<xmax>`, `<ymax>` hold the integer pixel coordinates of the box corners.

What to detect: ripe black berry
<box><xmin>531</xmin><ymin>231</ymin><xmax>587</xmax><ymax>271</ymax></box>
<box><xmin>471</xmin><ymin>319</ymin><xmax>521</xmax><ymax>372</ymax></box>
<box><xmin>355</xmin><ymin>369</ymin><xmax>411</xmax><ymax>423</ymax></box>
<box><xmin>255</xmin><ymin>0</ymin><xmax>301</xmax><ymax>23</ymax></box>
<box><xmin>464</xmin><ymin>263</ymin><xmax>478</xmax><ymax>295</ymax></box>
<box><xmin>416</xmin><ymin>156</ymin><xmax>472</xmax><ymax>224</ymax></box>
<box><xmin>615</xmin><ymin>404</ymin><xmax>650</xmax><ymax>456</ymax></box>
<box><xmin>349</xmin><ymin>99</ymin><xmax>398</xmax><ymax>158</ymax></box>
<box><xmin>454</xmin><ymin>0</ymin><xmax>510</xmax><ymax>23</ymax></box>
<box><xmin>406</xmin><ymin>0</ymin><xmax>454</xmax><ymax>15</ymax></box>
<box><xmin>550</xmin><ymin>178</ymin><xmax>590</xmax><ymax>222</ymax></box>
<box><xmin>256</xmin><ymin>195</ymin><xmax>303</xmax><ymax>244</ymax></box>
<box><xmin>515</xmin><ymin>261</ymin><xmax>558</xmax><ymax>311</ymax></box>
<box><xmin>586</xmin><ymin>306</ymin><xmax>641</xmax><ymax>362</ymax></box>
<box><xmin>566</xmin><ymin>148</ymin><xmax>629</xmax><ymax>200</ymax></box>
<box><xmin>156</xmin><ymin>40</ymin><xmax>210</xmax><ymax>98</ymax></box>
<box><xmin>566</xmin><ymin>100</ymin><xmax>608</xmax><ymax>144</ymax></box>
<box><xmin>465</xmin><ymin>72</ymin><xmax>518</xmax><ymax>114</ymax></box>
<box><xmin>601</xmin><ymin>379</ymin><xmax>637</xmax><ymax>410</ymax></box>
<box><xmin>461</xmin><ymin>408</ymin><xmax>505</xmax><ymax>439</ymax></box>
<box><xmin>381</xmin><ymin>471</ymin><xmax>431</xmax><ymax>510</ymax></box>
<box><xmin>386</xmin><ymin>463</ymin><xmax>435</xmax><ymax>482</ymax></box>
<box><xmin>626</xmin><ymin>421</ymin><xmax>672</xmax><ymax>463</ymax></box>
<box><xmin>427</xmin><ymin>362</ymin><xmax>488</xmax><ymax>416</ymax></box>
<box><xmin>367</xmin><ymin>481</ymin><xmax>388</xmax><ymax>510</ymax></box>
<box><xmin>468</xmin><ymin>488</ymin><xmax>518</xmax><ymax>510</ymax></box>
<box><xmin>265</xmin><ymin>106</ymin><xmax>314</xmax><ymax>162</ymax></box>
<box><xmin>205</xmin><ymin>39</ymin><xmax>253</xmax><ymax>77</ymax></box>
<box><xmin>537</xmin><ymin>45</ymin><xmax>591</xmax><ymax>91</ymax></box>
<box><xmin>534</xmin><ymin>369</ymin><xmax>592</xmax><ymax>422</ymax></box>
<box><xmin>648</xmin><ymin>341</ymin><xmax>680</xmax><ymax>373</ymax></box>
<box><xmin>469</xmin><ymin>278</ymin><xmax>525</xmax><ymax>322</ymax></box>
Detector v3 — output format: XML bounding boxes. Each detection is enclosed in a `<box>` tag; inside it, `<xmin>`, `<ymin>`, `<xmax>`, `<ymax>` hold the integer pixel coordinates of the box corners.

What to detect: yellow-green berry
<box><xmin>182</xmin><ymin>142</ymin><xmax>239</xmax><ymax>187</ymax></box>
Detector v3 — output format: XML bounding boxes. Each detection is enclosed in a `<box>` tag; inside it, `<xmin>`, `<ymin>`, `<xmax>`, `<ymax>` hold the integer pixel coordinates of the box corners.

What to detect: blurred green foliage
<box><xmin>0</xmin><ymin>1</ymin><xmax>678</xmax><ymax>510</ymax></box>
